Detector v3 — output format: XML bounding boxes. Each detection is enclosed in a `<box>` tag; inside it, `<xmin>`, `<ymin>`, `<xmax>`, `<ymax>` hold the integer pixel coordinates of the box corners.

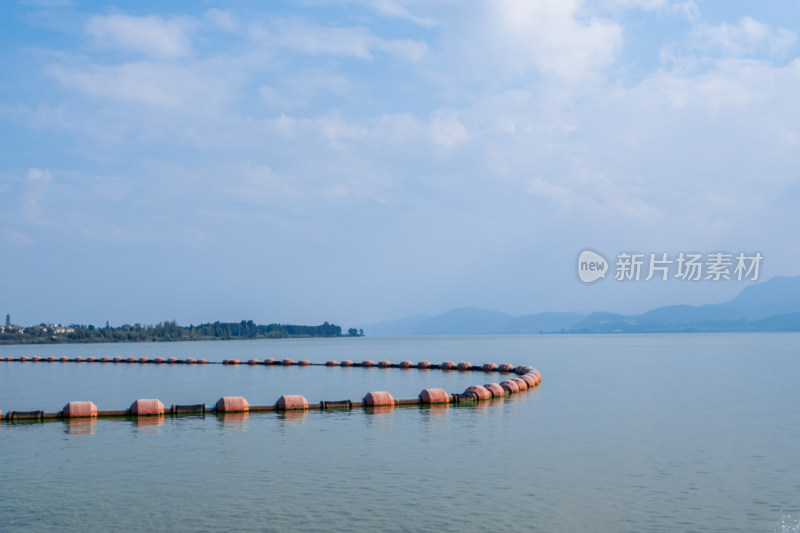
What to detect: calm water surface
<box><xmin>1</xmin><ymin>334</ymin><xmax>799</xmax><ymax>532</ymax></box>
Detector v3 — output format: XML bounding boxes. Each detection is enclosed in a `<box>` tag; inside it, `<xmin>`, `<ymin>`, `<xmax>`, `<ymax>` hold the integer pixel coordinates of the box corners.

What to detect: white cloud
<box><xmin>526</xmin><ymin>176</ymin><xmax>577</xmax><ymax>208</ymax></box>
<box><xmin>429</xmin><ymin>109</ymin><xmax>468</xmax><ymax>147</ymax></box>
<box><xmin>499</xmin><ymin>0</ymin><xmax>622</xmax><ymax>81</ymax></box>
<box><xmin>3</xmin><ymin>229</ymin><xmax>34</xmax><ymax>246</ymax></box>
<box><xmin>86</xmin><ymin>14</ymin><xmax>195</xmax><ymax>58</ymax></box>
<box><xmin>21</xmin><ymin>167</ymin><xmax>55</xmax><ymax>226</ymax></box>
<box><xmin>47</xmin><ymin>60</ymin><xmax>235</xmax><ymax>108</ymax></box>
<box><xmin>259</xmin><ymin>86</ymin><xmax>306</xmax><ymax>110</ymax></box>
<box><xmin>227</xmin><ymin>164</ymin><xmax>302</xmax><ymax>205</ymax></box>
<box><xmin>662</xmin><ymin>16</ymin><xmax>797</xmax><ymax>69</ymax></box>
<box><xmin>259</xmin><ymin>72</ymin><xmax>354</xmax><ymax>110</ymax></box>
<box><xmin>436</xmin><ymin>0</ymin><xmax>622</xmax><ymax>85</ymax></box>
<box><xmin>25</xmin><ymin>167</ymin><xmax>52</xmax><ymax>183</ymax></box>
<box><xmin>203</xmin><ymin>9</ymin><xmax>238</xmax><ymax>32</ymax></box>
<box><xmin>252</xmin><ymin>18</ymin><xmax>428</xmax><ymax>62</ymax></box>
<box><xmin>377</xmin><ymin>38</ymin><xmax>429</xmax><ymax>62</ymax></box>
<box><xmin>698</xmin><ymin>17</ymin><xmax>796</xmax><ymax>57</ymax></box>
<box><xmin>371</xmin><ymin>1</ymin><xmax>438</xmax><ymax>27</ymax></box>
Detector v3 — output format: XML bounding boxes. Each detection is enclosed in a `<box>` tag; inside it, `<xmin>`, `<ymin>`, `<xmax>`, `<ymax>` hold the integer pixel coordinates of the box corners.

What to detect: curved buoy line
<box><xmin>0</xmin><ymin>358</ymin><xmax>542</xmax><ymax>423</ymax></box>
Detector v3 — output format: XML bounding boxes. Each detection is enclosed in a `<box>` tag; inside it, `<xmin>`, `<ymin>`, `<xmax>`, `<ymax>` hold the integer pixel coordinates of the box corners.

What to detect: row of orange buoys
<box><xmin>0</xmin><ymin>356</ymin><xmax>528</xmax><ymax>372</ymax></box>
<box><xmin>0</xmin><ymin>355</ymin><xmax>209</xmax><ymax>364</ymax></box>
<box><xmin>0</xmin><ymin>360</ymin><xmax>542</xmax><ymax>424</ymax></box>
<box><xmin>0</xmin><ymin>356</ymin><xmax>532</xmax><ymax>374</ymax></box>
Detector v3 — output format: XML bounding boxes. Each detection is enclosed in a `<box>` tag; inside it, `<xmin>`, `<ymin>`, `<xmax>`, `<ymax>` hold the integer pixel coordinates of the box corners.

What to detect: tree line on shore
<box><xmin>0</xmin><ymin>319</ymin><xmax>361</xmax><ymax>344</ymax></box>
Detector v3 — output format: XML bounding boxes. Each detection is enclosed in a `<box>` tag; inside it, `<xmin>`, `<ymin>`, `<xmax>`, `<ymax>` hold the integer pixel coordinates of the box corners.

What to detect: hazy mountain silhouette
<box><xmin>359</xmin><ymin>276</ymin><xmax>800</xmax><ymax>335</ymax></box>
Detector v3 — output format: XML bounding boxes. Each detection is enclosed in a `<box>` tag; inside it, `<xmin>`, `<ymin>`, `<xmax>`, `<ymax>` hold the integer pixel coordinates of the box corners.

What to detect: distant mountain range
<box><xmin>359</xmin><ymin>275</ymin><xmax>800</xmax><ymax>335</ymax></box>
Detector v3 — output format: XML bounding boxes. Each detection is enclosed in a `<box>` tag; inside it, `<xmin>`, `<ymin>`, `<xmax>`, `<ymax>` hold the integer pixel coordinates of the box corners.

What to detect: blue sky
<box><xmin>1</xmin><ymin>0</ymin><xmax>799</xmax><ymax>329</ymax></box>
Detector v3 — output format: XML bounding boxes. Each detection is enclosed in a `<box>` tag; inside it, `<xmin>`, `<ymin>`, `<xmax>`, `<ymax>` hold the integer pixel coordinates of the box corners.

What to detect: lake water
<box><xmin>1</xmin><ymin>334</ymin><xmax>799</xmax><ymax>532</ymax></box>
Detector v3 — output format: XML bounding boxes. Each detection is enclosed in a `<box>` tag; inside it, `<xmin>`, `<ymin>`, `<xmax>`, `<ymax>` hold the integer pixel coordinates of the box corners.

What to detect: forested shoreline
<box><xmin>0</xmin><ymin>320</ymin><xmax>361</xmax><ymax>345</ymax></box>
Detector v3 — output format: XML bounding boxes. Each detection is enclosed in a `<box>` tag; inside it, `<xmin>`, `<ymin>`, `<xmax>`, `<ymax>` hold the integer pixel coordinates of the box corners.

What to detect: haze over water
<box><xmin>2</xmin><ymin>334</ymin><xmax>798</xmax><ymax>532</ymax></box>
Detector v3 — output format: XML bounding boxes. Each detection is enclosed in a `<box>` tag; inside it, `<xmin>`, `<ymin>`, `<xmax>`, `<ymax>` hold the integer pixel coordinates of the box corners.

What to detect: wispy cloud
<box><xmin>86</xmin><ymin>14</ymin><xmax>196</xmax><ymax>58</ymax></box>
<box><xmin>4</xmin><ymin>229</ymin><xmax>35</xmax><ymax>246</ymax></box>
<box><xmin>250</xmin><ymin>17</ymin><xmax>429</xmax><ymax>62</ymax></box>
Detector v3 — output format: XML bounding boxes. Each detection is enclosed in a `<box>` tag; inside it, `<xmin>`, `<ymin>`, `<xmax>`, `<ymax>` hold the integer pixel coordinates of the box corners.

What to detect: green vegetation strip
<box><xmin>0</xmin><ymin>320</ymin><xmax>359</xmax><ymax>344</ymax></box>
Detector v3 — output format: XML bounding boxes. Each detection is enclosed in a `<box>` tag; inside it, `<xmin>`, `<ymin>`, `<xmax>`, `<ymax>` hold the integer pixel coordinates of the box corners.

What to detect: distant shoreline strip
<box><xmin>0</xmin><ymin>359</ymin><xmax>542</xmax><ymax>424</ymax></box>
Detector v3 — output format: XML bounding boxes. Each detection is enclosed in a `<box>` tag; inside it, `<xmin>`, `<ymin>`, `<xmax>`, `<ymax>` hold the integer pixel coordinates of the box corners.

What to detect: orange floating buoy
<box><xmin>482</xmin><ymin>363</ymin><xmax>498</xmax><ymax>371</ymax></box>
<box><xmin>363</xmin><ymin>391</ymin><xmax>395</xmax><ymax>406</ymax></box>
<box><xmin>100</xmin><ymin>357</ymin><xmax>110</xmax><ymax>363</ymax></box>
<box><xmin>184</xmin><ymin>358</ymin><xmax>196</xmax><ymax>364</ymax></box>
<box><xmin>483</xmin><ymin>383</ymin><xmax>506</xmax><ymax>397</ymax></box>
<box><xmin>511</xmin><ymin>377</ymin><xmax>528</xmax><ymax>391</ymax></box>
<box><xmin>125</xmin><ymin>357</ymin><xmax>136</xmax><ymax>363</ymax></box>
<box><xmin>263</xmin><ymin>358</ymin><xmax>276</xmax><ymax>365</ymax></box>
<box><xmin>20</xmin><ymin>356</ymin><xmax>28</xmax><ymax>362</ymax></box>
<box><xmin>62</xmin><ymin>357</ymin><xmax>71</xmax><ymax>363</ymax></box>
<box><xmin>62</xmin><ymin>401</ymin><xmax>98</xmax><ymax>418</ymax></box>
<box><xmin>417</xmin><ymin>361</ymin><xmax>431</xmax><ymax>369</ymax></box>
<box><xmin>418</xmin><ymin>388</ymin><xmax>450</xmax><ymax>404</ymax></box>
<box><xmin>32</xmin><ymin>356</ymin><xmax>41</xmax><ymax>362</ymax></box>
<box><xmin>86</xmin><ymin>357</ymin><xmax>97</xmax><ymax>363</ymax></box>
<box><xmin>377</xmin><ymin>360</ymin><xmax>391</xmax><ymax>368</ymax></box>
<box><xmin>281</xmin><ymin>358</ymin><xmax>293</xmax><ymax>365</ymax></box>
<box><xmin>223</xmin><ymin>359</ymin><xmax>240</xmax><ymax>365</ymax></box>
<box><xmin>463</xmin><ymin>385</ymin><xmax>492</xmax><ymax>400</ymax></box>
<box><xmin>48</xmin><ymin>356</ymin><xmax>57</xmax><ymax>362</ymax></box>
<box><xmin>198</xmin><ymin>359</ymin><xmax>208</xmax><ymax>364</ymax></box>
<box><xmin>277</xmin><ymin>395</ymin><xmax>308</xmax><ymax>410</ymax></box>
<box><xmin>519</xmin><ymin>373</ymin><xmax>538</xmax><ymax>387</ymax></box>
<box><xmin>153</xmin><ymin>357</ymin><xmax>164</xmax><ymax>364</ymax></box>
<box><xmin>130</xmin><ymin>398</ymin><xmax>165</xmax><ymax>416</ymax></box>
<box><xmin>215</xmin><ymin>396</ymin><xmax>249</xmax><ymax>412</ymax></box>
<box><xmin>515</xmin><ymin>365</ymin><xmax>533</xmax><ymax>375</ymax></box>
<box><xmin>138</xmin><ymin>357</ymin><xmax>149</xmax><ymax>364</ymax></box>
<box><xmin>497</xmin><ymin>363</ymin><xmax>514</xmax><ymax>372</ymax></box>
<box><xmin>361</xmin><ymin>360</ymin><xmax>374</xmax><ymax>367</ymax></box>
<box><xmin>326</xmin><ymin>360</ymin><xmax>339</xmax><ymax>366</ymax></box>
<box><xmin>457</xmin><ymin>362</ymin><xmax>472</xmax><ymax>371</ymax></box>
<box><xmin>340</xmin><ymin>360</ymin><xmax>353</xmax><ymax>367</ymax></box>
<box><xmin>399</xmin><ymin>361</ymin><xmax>413</xmax><ymax>368</ymax></box>
<box><xmin>500</xmin><ymin>379</ymin><xmax>520</xmax><ymax>393</ymax></box>
<box><xmin>167</xmin><ymin>358</ymin><xmax>179</xmax><ymax>364</ymax></box>
<box><xmin>440</xmin><ymin>361</ymin><xmax>455</xmax><ymax>370</ymax></box>
<box><xmin>247</xmin><ymin>359</ymin><xmax>259</xmax><ymax>365</ymax></box>
<box><xmin>298</xmin><ymin>360</ymin><xmax>310</xmax><ymax>366</ymax></box>
<box><xmin>74</xmin><ymin>357</ymin><xmax>84</xmax><ymax>363</ymax></box>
